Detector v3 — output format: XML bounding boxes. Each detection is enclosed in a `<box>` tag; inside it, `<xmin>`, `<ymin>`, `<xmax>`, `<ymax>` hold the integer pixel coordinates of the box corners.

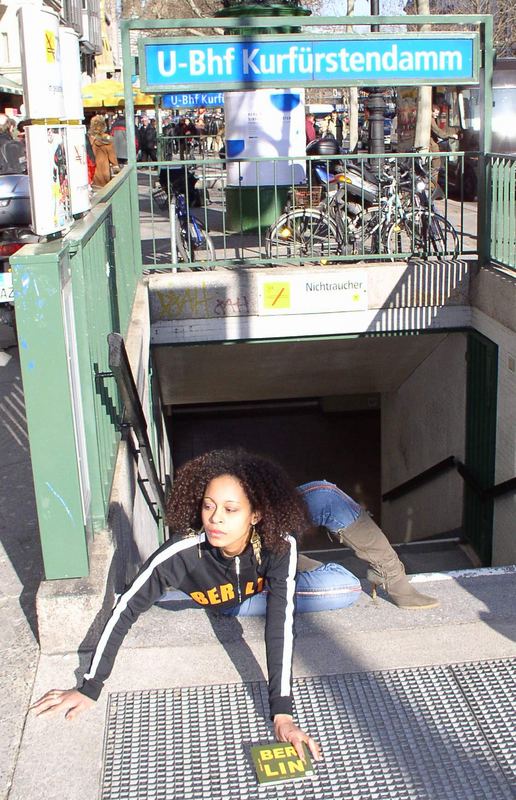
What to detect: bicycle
<box><xmin>265</xmin><ymin>156</ymin><xmax>459</xmax><ymax>263</ymax></box>
<box><xmin>386</xmin><ymin>154</ymin><xmax>459</xmax><ymax>258</ymax></box>
<box><xmin>155</xmin><ymin>166</ymin><xmax>215</xmax><ymax>269</ymax></box>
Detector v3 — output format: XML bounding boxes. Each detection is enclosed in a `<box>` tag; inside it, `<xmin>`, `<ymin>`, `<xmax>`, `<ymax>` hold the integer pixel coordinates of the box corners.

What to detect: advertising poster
<box><xmin>26</xmin><ymin>125</ymin><xmax>72</xmax><ymax>236</ymax></box>
<box><xmin>64</xmin><ymin>125</ymin><xmax>90</xmax><ymax>216</ymax></box>
<box><xmin>18</xmin><ymin>6</ymin><xmax>65</xmax><ymax>120</ymax></box>
<box><xmin>60</xmin><ymin>27</ymin><xmax>84</xmax><ymax>121</ymax></box>
<box><xmin>224</xmin><ymin>89</ymin><xmax>306</xmax><ymax>187</ymax></box>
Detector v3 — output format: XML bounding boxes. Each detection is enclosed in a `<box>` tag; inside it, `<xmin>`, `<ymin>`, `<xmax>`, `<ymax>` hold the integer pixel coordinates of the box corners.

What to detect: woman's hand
<box><xmin>273</xmin><ymin>714</ymin><xmax>322</xmax><ymax>762</ymax></box>
<box><xmin>30</xmin><ymin>689</ymin><xmax>95</xmax><ymax>721</ymax></box>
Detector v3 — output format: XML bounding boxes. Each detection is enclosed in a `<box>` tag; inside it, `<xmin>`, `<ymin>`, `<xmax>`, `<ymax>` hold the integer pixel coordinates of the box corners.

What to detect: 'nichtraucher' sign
<box><xmin>140</xmin><ymin>34</ymin><xmax>478</xmax><ymax>93</ymax></box>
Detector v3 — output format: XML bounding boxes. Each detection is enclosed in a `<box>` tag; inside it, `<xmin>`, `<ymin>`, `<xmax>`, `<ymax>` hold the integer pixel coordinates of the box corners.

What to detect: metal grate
<box><xmin>101</xmin><ymin>659</ymin><xmax>516</xmax><ymax>800</ymax></box>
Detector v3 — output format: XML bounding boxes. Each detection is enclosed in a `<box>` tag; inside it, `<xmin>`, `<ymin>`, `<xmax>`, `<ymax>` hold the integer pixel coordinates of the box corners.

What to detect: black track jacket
<box><xmin>79</xmin><ymin>532</ymin><xmax>298</xmax><ymax>718</ymax></box>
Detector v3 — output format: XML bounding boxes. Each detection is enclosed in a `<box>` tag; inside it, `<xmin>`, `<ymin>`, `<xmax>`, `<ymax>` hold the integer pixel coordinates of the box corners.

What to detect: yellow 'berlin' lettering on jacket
<box><xmin>190</xmin><ymin>577</ymin><xmax>264</xmax><ymax>605</ymax></box>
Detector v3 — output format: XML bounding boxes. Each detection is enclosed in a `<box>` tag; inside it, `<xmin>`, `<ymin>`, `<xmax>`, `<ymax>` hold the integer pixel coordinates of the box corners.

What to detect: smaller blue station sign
<box><xmin>162</xmin><ymin>91</ymin><xmax>225</xmax><ymax>108</ymax></box>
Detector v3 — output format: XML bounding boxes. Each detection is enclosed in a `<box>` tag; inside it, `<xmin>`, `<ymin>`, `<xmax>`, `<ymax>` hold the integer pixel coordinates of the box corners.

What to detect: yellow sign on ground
<box><xmin>263</xmin><ymin>282</ymin><xmax>291</xmax><ymax>310</ymax></box>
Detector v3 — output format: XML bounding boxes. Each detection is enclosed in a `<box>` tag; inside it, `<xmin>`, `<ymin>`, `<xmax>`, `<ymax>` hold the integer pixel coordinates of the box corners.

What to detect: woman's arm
<box><xmin>32</xmin><ymin>537</ymin><xmax>192</xmax><ymax>717</ymax></box>
<box><xmin>264</xmin><ymin>536</ymin><xmax>322</xmax><ymax>761</ymax></box>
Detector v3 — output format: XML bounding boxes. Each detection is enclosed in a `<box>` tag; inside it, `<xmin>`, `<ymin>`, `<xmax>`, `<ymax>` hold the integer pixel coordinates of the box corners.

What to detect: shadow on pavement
<box><xmin>0</xmin><ymin>335</ymin><xmax>44</xmax><ymax>641</ymax></box>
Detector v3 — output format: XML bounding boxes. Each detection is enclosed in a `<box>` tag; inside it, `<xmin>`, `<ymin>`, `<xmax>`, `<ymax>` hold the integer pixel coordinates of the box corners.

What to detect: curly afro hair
<box><xmin>166</xmin><ymin>447</ymin><xmax>310</xmax><ymax>555</ymax></box>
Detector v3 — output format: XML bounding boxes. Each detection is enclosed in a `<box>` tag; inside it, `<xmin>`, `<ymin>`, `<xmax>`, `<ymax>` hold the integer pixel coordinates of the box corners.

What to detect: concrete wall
<box><xmin>148</xmin><ymin>261</ymin><xmax>471</xmax><ymax>345</ymax></box>
<box><xmin>37</xmin><ymin>282</ymin><xmax>161</xmax><ymax>653</ymax></box>
<box><xmin>381</xmin><ymin>333</ymin><xmax>467</xmax><ymax>543</ymax></box>
<box><xmin>471</xmin><ymin>267</ymin><xmax>516</xmax><ymax>566</ymax></box>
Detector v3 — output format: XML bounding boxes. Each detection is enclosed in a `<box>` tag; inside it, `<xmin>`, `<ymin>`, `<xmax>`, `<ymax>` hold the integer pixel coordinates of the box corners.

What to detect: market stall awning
<box><xmin>0</xmin><ymin>75</ymin><xmax>23</xmax><ymax>95</ymax></box>
<box><xmin>82</xmin><ymin>79</ymin><xmax>154</xmax><ymax>108</ymax></box>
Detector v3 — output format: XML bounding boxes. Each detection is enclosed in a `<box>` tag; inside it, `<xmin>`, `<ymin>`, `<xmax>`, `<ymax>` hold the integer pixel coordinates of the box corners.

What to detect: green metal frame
<box><xmin>464</xmin><ymin>331</ymin><xmax>498</xmax><ymax>564</ymax></box>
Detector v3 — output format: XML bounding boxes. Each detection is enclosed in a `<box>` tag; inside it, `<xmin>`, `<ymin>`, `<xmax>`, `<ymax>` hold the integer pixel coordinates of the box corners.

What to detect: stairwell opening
<box><xmin>150</xmin><ymin>328</ymin><xmax>491</xmax><ymax>572</ymax></box>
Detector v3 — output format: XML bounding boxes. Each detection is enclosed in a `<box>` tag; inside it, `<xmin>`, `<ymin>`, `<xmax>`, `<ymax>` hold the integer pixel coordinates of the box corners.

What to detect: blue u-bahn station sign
<box><xmin>140</xmin><ymin>34</ymin><xmax>478</xmax><ymax>93</ymax></box>
<box><xmin>162</xmin><ymin>91</ymin><xmax>225</xmax><ymax>108</ymax></box>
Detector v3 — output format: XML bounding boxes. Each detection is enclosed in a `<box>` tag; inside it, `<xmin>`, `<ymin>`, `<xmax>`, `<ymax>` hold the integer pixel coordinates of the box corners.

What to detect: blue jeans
<box><xmin>297</xmin><ymin>481</ymin><xmax>362</xmax><ymax>531</ymax></box>
<box><xmin>157</xmin><ymin>563</ymin><xmax>361</xmax><ymax>617</ymax></box>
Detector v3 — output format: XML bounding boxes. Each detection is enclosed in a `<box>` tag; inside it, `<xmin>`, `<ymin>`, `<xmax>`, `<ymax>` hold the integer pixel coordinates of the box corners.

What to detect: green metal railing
<box><xmin>12</xmin><ymin>167</ymin><xmax>143</xmax><ymax>578</ymax></box>
<box><xmin>138</xmin><ymin>150</ymin><xmax>476</xmax><ymax>272</ymax></box>
<box><xmin>489</xmin><ymin>154</ymin><xmax>516</xmax><ymax>269</ymax></box>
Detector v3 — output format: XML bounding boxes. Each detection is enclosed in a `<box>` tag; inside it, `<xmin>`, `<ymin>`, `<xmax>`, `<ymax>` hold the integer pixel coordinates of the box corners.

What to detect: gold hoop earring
<box><xmin>185</xmin><ymin>526</ymin><xmax>203</xmax><ymax>557</ymax></box>
<box><xmin>250</xmin><ymin>524</ymin><xmax>262</xmax><ymax>565</ymax></box>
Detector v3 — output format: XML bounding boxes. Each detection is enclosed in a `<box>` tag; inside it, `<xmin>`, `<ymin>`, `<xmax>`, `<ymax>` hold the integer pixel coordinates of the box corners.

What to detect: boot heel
<box><xmin>366</xmin><ymin>568</ymin><xmax>384</xmax><ymax>597</ymax></box>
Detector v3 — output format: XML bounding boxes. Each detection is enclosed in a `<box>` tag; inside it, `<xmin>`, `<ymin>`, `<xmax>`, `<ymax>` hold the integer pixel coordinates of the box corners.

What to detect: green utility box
<box><xmin>225</xmin><ymin>185</ymin><xmax>290</xmax><ymax>233</ymax></box>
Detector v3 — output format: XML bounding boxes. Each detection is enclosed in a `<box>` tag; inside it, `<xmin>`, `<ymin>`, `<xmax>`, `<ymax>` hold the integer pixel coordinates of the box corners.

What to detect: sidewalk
<box><xmin>1</xmin><ymin>330</ymin><xmax>515</xmax><ymax>800</ymax></box>
<box><xmin>7</xmin><ymin>567</ymin><xmax>516</xmax><ymax>799</ymax></box>
<box><xmin>0</xmin><ymin>329</ymin><xmax>42</xmax><ymax>800</ymax></box>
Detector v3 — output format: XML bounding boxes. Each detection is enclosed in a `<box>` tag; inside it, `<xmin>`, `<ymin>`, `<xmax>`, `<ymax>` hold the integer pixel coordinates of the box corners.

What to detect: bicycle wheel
<box><xmin>425</xmin><ymin>212</ymin><xmax>459</xmax><ymax>257</ymax></box>
<box><xmin>386</xmin><ymin>215</ymin><xmax>420</xmax><ymax>257</ymax></box>
<box><xmin>265</xmin><ymin>208</ymin><xmax>339</xmax><ymax>262</ymax></box>
<box><xmin>177</xmin><ymin>215</ymin><xmax>215</xmax><ymax>270</ymax></box>
<box><xmin>386</xmin><ymin>211</ymin><xmax>459</xmax><ymax>258</ymax></box>
<box><xmin>190</xmin><ymin>217</ymin><xmax>215</xmax><ymax>270</ymax></box>
<box><xmin>349</xmin><ymin>209</ymin><xmax>382</xmax><ymax>256</ymax></box>
<box><xmin>175</xmin><ymin>225</ymin><xmax>190</xmax><ymax>264</ymax></box>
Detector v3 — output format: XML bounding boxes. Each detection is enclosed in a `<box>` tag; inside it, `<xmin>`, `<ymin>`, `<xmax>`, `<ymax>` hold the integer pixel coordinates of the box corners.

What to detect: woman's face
<box><xmin>202</xmin><ymin>474</ymin><xmax>260</xmax><ymax>556</ymax></box>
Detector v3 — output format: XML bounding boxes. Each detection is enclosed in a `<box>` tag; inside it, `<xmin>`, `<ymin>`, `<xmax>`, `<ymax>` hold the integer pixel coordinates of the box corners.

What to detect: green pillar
<box><xmin>12</xmin><ymin>243</ymin><xmax>89</xmax><ymax>579</ymax></box>
<box><xmin>215</xmin><ymin>0</ymin><xmax>310</xmax><ymax>34</ymax></box>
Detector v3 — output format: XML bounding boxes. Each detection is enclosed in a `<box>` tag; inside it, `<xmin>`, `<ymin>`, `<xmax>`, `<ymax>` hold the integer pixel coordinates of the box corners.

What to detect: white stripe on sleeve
<box><xmin>279</xmin><ymin>534</ymin><xmax>297</xmax><ymax>698</ymax></box>
<box><xmin>84</xmin><ymin>534</ymin><xmax>204</xmax><ymax>682</ymax></box>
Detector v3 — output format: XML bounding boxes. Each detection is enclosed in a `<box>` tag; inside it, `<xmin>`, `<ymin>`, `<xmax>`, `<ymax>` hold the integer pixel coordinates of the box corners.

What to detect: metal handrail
<box><xmin>383</xmin><ymin>455</ymin><xmax>516</xmax><ymax>502</ymax></box>
<box><xmin>108</xmin><ymin>332</ymin><xmax>166</xmax><ymax>519</ymax></box>
<box><xmin>382</xmin><ymin>456</ymin><xmax>457</xmax><ymax>501</ymax></box>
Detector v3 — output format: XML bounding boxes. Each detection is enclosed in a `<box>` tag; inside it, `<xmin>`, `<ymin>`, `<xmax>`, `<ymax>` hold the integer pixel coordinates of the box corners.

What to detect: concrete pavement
<box><xmin>6</xmin><ymin>564</ymin><xmax>516</xmax><ymax>800</ymax></box>
<box><xmin>1</xmin><ymin>324</ymin><xmax>515</xmax><ymax>800</ymax></box>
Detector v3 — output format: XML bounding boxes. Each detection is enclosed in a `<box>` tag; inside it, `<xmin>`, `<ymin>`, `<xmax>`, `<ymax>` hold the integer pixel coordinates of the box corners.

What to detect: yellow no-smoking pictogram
<box><xmin>263</xmin><ymin>281</ymin><xmax>291</xmax><ymax>310</ymax></box>
<box><xmin>45</xmin><ymin>30</ymin><xmax>56</xmax><ymax>63</ymax></box>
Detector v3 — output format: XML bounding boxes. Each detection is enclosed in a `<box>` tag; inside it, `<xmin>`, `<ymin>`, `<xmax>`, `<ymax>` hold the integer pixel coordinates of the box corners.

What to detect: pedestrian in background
<box><xmin>88</xmin><ymin>115</ymin><xmax>118</xmax><ymax>188</ymax></box>
<box><xmin>429</xmin><ymin>103</ymin><xmax>458</xmax><ymax>189</ymax></box>
<box><xmin>110</xmin><ymin>110</ymin><xmax>128</xmax><ymax>165</ymax></box>
<box><xmin>137</xmin><ymin>115</ymin><xmax>157</xmax><ymax>162</ymax></box>
<box><xmin>305</xmin><ymin>112</ymin><xmax>317</xmax><ymax>144</ymax></box>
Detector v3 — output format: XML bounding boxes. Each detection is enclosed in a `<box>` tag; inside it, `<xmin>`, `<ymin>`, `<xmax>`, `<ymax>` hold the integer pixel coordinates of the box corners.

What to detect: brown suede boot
<box><xmin>366</xmin><ymin>568</ymin><xmax>440</xmax><ymax>610</ymax></box>
<box><xmin>297</xmin><ymin>553</ymin><xmax>322</xmax><ymax>572</ymax></box>
<box><xmin>335</xmin><ymin>512</ymin><xmax>439</xmax><ymax>610</ymax></box>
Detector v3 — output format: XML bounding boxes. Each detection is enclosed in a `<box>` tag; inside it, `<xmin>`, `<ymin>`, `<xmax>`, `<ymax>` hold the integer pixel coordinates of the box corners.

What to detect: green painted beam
<box><xmin>121</xmin><ymin>14</ymin><xmax>493</xmax><ymax>31</ymax></box>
